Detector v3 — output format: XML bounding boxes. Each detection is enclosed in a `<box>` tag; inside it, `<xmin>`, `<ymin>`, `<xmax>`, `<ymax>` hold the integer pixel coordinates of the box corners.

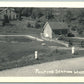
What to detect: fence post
<box><xmin>72</xmin><ymin>46</ymin><xmax>75</xmax><ymax>55</ymax></box>
<box><xmin>35</xmin><ymin>51</ymin><xmax>38</xmax><ymax>60</ymax></box>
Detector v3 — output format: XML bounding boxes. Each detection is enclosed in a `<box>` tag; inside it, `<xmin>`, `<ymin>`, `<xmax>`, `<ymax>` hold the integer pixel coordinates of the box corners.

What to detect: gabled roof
<box><xmin>48</xmin><ymin>21</ymin><xmax>68</xmax><ymax>29</ymax></box>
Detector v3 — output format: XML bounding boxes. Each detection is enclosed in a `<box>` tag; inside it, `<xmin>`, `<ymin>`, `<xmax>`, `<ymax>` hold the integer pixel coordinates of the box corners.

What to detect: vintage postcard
<box><xmin>0</xmin><ymin>1</ymin><xmax>84</xmax><ymax>82</ymax></box>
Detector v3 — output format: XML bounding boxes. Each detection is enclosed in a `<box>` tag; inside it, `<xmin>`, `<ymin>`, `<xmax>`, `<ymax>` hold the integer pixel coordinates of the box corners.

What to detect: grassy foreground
<box><xmin>0</xmin><ymin>17</ymin><xmax>84</xmax><ymax>71</ymax></box>
<box><xmin>0</xmin><ymin>37</ymin><xmax>84</xmax><ymax>71</ymax></box>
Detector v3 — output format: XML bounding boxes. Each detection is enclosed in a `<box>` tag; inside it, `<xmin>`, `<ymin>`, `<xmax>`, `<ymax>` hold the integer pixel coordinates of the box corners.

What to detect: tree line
<box><xmin>3</xmin><ymin>8</ymin><xmax>84</xmax><ymax>36</ymax></box>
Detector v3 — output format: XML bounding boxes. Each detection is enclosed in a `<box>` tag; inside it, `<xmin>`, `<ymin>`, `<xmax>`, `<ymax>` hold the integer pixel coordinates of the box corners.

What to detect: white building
<box><xmin>42</xmin><ymin>21</ymin><xmax>69</xmax><ymax>39</ymax></box>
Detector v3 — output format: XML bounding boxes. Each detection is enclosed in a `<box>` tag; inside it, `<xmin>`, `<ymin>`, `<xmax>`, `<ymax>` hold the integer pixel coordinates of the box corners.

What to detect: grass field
<box><xmin>0</xmin><ymin>17</ymin><xmax>42</xmax><ymax>37</ymax></box>
<box><xmin>0</xmin><ymin>17</ymin><xmax>84</xmax><ymax>71</ymax></box>
<box><xmin>0</xmin><ymin>36</ymin><xmax>84</xmax><ymax>71</ymax></box>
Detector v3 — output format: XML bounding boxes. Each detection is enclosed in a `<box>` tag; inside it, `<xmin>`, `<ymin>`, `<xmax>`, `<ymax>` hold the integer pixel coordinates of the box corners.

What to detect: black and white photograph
<box><xmin>0</xmin><ymin>5</ymin><xmax>84</xmax><ymax>77</ymax></box>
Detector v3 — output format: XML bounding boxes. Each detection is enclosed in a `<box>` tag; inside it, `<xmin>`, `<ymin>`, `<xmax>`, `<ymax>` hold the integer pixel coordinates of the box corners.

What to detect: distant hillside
<box><xmin>14</xmin><ymin>8</ymin><xmax>84</xmax><ymax>36</ymax></box>
<box><xmin>0</xmin><ymin>7</ymin><xmax>84</xmax><ymax>36</ymax></box>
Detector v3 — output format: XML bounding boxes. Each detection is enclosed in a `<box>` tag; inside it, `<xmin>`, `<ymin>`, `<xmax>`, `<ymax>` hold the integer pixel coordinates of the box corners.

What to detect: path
<box><xmin>0</xmin><ymin>35</ymin><xmax>44</xmax><ymax>42</ymax></box>
<box><xmin>1</xmin><ymin>35</ymin><xmax>84</xmax><ymax>50</ymax></box>
<box><xmin>41</xmin><ymin>33</ymin><xmax>69</xmax><ymax>47</ymax></box>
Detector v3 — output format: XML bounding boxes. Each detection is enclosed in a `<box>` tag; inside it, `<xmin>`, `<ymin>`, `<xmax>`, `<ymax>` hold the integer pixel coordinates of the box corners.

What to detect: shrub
<box><xmin>35</xmin><ymin>22</ymin><xmax>41</xmax><ymax>28</ymax></box>
<box><xmin>58</xmin><ymin>35</ymin><xmax>65</xmax><ymax>40</ymax></box>
<box><xmin>67</xmin><ymin>33</ymin><xmax>75</xmax><ymax>37</ymax></box>
<box><xmin>81</xmin><ymin>40</ymin><xmax>84</xmax><ymax>47</ymax></box>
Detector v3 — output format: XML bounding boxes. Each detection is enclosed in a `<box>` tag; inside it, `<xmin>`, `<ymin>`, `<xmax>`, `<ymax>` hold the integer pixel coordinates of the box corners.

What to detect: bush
<box><xmin>67</xmin><ymin>33</ymin><xmax>75</xmax><ymax>37</ymax></box>
<box><xmin>81</xmin><ymin>41</ymin><xmax>84</xmax><ymax>47</ymax></box>
<box><xmin>58</xmin><ymin>35</ymin><xmax>65</xmax><ymax>40</ymax></box>
<box><xmin>35</xmin><ymin>22</ymin><xmax>41</xmax><ymax>28</ymax></box>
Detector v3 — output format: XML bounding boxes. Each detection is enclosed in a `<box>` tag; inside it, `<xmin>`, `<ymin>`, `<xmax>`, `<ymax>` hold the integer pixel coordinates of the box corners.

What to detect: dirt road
<box><xmin>0</xmin><ymin>57</ymin><xmax>84</xmax><ymax>76</ymax></box>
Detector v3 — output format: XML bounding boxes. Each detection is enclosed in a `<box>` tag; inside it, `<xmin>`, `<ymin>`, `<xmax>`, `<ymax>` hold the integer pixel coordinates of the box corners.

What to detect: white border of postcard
<box><xmin>0</xmin><ymin>1</ymin><xmax>84</xmax><ymax>82</ymax></box>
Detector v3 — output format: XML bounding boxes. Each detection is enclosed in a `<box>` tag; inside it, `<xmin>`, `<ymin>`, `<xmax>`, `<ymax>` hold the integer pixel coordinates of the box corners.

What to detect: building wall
<box><xmin>10</xmin><ymin>11</ymin><xmax>17</xmax><ymax>20</ymax></box>
<box><xmin>7</xmin><ymin>9</ymin><xmax>17</xmax><ymax>20</ymax></box>
<box><xmin>0</xmin><ymin>9</ymin><xmax>17</xmax><ymax>26</ymax></box>
<box><xmin>43</xmin><ymin>22</ymin><xmax>52</xmax><ymax>38</ymax></box>
<box><xmin>0</xmin><ymin>9</ymin><xmax>17</xmax><ymax>21</ymax></box>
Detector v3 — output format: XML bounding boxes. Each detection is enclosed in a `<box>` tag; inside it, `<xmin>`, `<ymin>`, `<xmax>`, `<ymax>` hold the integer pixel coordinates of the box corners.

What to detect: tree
<box><xmin>45</xmin><ymin>9</ymin><xmax>54</xmax><ymax>20</ymax></box>
<box><xmin>21</xmin><ymin>8</ymin><xmax>33</xmax><ymax>17</ymax></box>
<box><xmin>38</xmin><ymin>12</ymin><xmax>44</xmax><ymax>18</ymax></box>
<box><xmin>78</xmin><ymin>9</ymin><xmax>84</xmax><ymax>24</ymax></box>
<box><xmin>14</xmin><ymin>8</ymin><xmax>23</xmax><ymax>20</ymax></box>
<box><xmin>65</xmin><ymin>10</ymin><xmax>73</xmax><ymax>23</ymax></box>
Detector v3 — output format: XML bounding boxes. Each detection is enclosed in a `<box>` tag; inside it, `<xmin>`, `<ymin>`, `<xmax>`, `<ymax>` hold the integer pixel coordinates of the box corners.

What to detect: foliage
<box><xmin>65</xmin><ymin>10</ymin><xmax>73</xmax><ymax>23</ymax></box>
<box><xmin>67</xmin><ymin>33</ymin><xmax>75</xmax><ymax>37</ymax></box>
<box><xmin>35</xmin><ymin>22</ymin><xmax>41</xmax><ymax>28</ymax></box>
<box><xmin>13</xmin><ymin>8</ymin><xmax>84</xmax><ymax>36</ymax></box>
<box><xmin>14</xmin><ymin>8</ymin><xmax>23</xmax><ymax>20</ymax></box>
<box><xmin>81</xmin><ymin>40</ymin><xmax>84</xmax><ymax>47</ymax></box>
